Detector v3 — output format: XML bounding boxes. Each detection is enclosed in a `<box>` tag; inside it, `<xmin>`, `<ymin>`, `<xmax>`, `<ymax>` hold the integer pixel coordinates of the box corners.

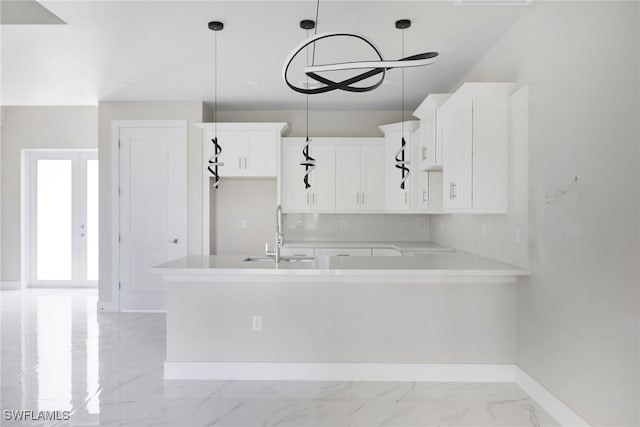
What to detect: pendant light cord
<box><xmin>306</xmin><ymin>28</ymin><xmax>310</xmax><ymax>139</ymax></box>
<box><xmin>312</xmin><ymin>0</ymin><xmax>320</xmax><ymax>66</ymax></box>
<box><xmin>214</xmin><ymin>28</ymin><xmax>218</xmax><ymax>137</ymax></box>
<box><xmin>401</xmin><ymin>27</ymin><xmax>405</xmax><ymax>138</ymax></box>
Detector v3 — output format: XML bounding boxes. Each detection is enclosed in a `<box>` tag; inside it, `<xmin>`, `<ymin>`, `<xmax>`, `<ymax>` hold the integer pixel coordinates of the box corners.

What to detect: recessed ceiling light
<box><xmin>247</xmin><ymin>80</ymin><xmax>261</xmax><ymax>86</ymax></box>
<box><xmin>116</xmin><ymin>81</ymin><xmax>131</xmax><ymax>87</ymax></box>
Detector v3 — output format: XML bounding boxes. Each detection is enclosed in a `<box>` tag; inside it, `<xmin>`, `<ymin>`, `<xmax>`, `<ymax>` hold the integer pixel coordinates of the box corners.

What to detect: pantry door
<box><xmin>117</xmin><ymin>122</ymin><xmax>187</xmax><ymax>311</ymax></box>
<box><xmin>28</xmin><ymin>150</ymin><xmax>99</xmax><ymax>287</ymax></box>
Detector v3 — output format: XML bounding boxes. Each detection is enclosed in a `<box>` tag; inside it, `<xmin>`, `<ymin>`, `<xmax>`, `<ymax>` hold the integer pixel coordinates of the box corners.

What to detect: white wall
<box><xmin>215</xmin><ymin>109</ymin><xmax>406</xmax><ymax>137</ymax></box>
<box><xmin>211</xmin><ymin>178</ymin><xmax>277</xmax><ymax>255</ymax></box>
<box><xmin>430</xmin><ymin>2</ymin><xmax>639</xmax><ymax>425</ymax></box>
<box><xmin>0</xmin><ymin>106</ymin><xmax>98</xmax><ymax>283</ymax></box>
<box><xmin>97</xmin><ymin>102</ymin><xmax>205</xmax><ymax>303</ymax></box>
<box><xmin>284</xmin><ymin>214</ymin><xmax>430</xmax><ymax>243</ymax></box>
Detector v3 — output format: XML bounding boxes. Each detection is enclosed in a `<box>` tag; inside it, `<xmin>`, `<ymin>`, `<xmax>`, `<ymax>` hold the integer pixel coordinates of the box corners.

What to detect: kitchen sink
<box><xmin>242</xmin><ymin>256</ymin><xmax>316</xmax><ymax>263</ymax></box>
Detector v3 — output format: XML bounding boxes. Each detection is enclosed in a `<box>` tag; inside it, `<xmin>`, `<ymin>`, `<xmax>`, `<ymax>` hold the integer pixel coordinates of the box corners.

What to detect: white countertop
<box><xmin>283</xmin><ymin>240</ymin><xmax>453</xmax><ymax>253</ymax></box>
<box><xmin>152</xmin><ymin>252</ymin><xmax>529</xmax><ymax>284</ymax></box>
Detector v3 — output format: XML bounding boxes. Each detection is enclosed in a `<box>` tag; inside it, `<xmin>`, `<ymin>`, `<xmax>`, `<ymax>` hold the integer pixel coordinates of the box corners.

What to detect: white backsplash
<box><xmin>283</xmin><ymin>214</ymin><xmax>431</xmax><ymax>243</ymax></box>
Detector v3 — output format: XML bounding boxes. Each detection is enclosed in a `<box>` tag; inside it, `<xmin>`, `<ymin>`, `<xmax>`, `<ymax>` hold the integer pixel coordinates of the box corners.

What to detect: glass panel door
<box><xmin>28</xmin><ymin>150</ymin><xmax>98</xmax><ymax>287</ymax></box>
<box><xmin>36</xmin><ymin>159</ymin><xmax>73</xmax><ymax>281</ymax></box>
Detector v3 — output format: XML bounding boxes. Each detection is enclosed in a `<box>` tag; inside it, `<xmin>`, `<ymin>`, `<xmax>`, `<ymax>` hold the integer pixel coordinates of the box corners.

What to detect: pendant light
<box><xmin>207</xmin><ymin>20</ymin><xmax>224</xmax><ymax>188</ymax></box>
<box><xmin>282</xmin><ymin>0</ymin><xmax>438</xmax><ymax>95</ymax></box>
<box><xmin>299</xmin><ymin>19</ymin><xmax>316</xmax><ymax>189</ymax></box>
<box><xmin>395</xmin><ymin>19</ymin><xmax>410</xmax><ymax>190</ymax></box>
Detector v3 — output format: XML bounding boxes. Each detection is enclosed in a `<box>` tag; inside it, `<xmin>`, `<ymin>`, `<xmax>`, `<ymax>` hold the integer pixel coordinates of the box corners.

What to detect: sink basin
<box><xmin>242</xmin><ymin>256</ymin><xmax>316</xmax><ymax>263</ymax></box>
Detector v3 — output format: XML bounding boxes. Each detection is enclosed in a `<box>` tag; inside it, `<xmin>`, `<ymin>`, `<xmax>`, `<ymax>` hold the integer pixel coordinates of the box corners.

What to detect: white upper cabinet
<box><xmin>413</xmin><ymin>94</ymin><xmax>450</xmax><ymax>171</ymax></box>
<box><xmin>199</xmin><ymin>123</ymin><xmax>288</xmax><ymax>178</ymax></box>
<box><xmin>281</xmin><ymin>138</ymin><xmax>335</xmax><ymax>212</ymax></box>
<box><xmin>411</xmin><ymin>127</ymin><xmax>444</xmax><ymax>213</ymax></box>
<box><xmin>440</xmin><ymin>83</ymin><xmax>515</xmax><ymax>213</ymax></box>
<box><xmin>335</xmin><ymin>139</ymin><xmax>385</xmax><ymax>212</ymax></box>
<box><xmin>379</xmin><ymin>121</ymin><xmax>419</xmax><ymax>212</ymax></box>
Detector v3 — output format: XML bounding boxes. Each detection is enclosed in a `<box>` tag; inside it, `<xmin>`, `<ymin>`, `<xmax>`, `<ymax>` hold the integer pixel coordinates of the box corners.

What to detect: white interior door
<box><xmin>28</xmin><ymin>150</ymin><xmax>98</xmax><ymax>287</ymax></box>
<box><xmin>119</xmin><ymin>125</ymin><xmax>186</xmax><ymax>311</ymax></box>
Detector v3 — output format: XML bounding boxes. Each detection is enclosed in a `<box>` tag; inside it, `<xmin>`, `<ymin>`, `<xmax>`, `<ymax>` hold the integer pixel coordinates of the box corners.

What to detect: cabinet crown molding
<box><xmin>195</xmin><ymin>122</ymin><xmax>289</xmax><ymax>135</ymax></box>
<box><xmin>378</xmin><ymin>120</ymin><xmax>419</xmax><ymax>135</ymax></box>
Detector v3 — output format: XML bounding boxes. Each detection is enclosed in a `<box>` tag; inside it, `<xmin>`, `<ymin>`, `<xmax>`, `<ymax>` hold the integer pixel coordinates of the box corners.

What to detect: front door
<box><xmin>28</xmin><ymin>150</ymin><xmax>98</xmax><ymax>287</ymax></box>
<box><xmin>118</xmin><ymin>123</ymin><xmax>187</xmax><ymax>311</ymax></box>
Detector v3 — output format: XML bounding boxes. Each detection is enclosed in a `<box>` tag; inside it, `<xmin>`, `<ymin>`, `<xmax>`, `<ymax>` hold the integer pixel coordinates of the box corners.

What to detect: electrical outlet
<box><xmin>252</xmin><ymin>315</ymin><xmax>262</xmax><ymax>332</ymax></box>
<box><xmin>241</xmin><ymin>219</ymin><xmax>247</xmax><ymax>229</ymax></box>
<box><xmin>295</xmin><ymin>220</ymin><xmax>303</xmax><ymax>229</ymax></box>
<box><xmin>339</xmin><ymin>220</ymin><xmax>346</xmax><ymax>230</ymax></box>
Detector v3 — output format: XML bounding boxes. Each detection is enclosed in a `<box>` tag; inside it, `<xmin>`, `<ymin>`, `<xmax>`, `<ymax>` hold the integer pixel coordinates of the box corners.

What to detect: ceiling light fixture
<box><xmin>395</xmin><ymin>19</ymin><xmax>411</xmax><ymax>190</ymax></box>
<box><xmin>207</xmin><ymin>20</ymin><xmax>224</xmax><ymax>189</ymax></box>
<box><xmin>282</xmin><ymin>1</ymin><xmax>439</xmax><ymax>95</ymax></box>
<box><xmin>299</xmin><ymin>19</ymin><xmax>316</xmax><ymax>190</ymax></box>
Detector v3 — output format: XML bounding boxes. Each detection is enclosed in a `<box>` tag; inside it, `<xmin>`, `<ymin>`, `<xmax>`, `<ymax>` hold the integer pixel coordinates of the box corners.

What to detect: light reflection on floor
<box><xmin>0</xmin><ymin>289</ymin><xmax>558</xmax><ymax>427</ymax></box>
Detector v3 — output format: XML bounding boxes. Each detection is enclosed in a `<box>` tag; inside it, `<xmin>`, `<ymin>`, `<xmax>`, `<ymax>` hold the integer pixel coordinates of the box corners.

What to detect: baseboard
<box><xmin>164</xmin><ymin>362</ymin><xmax>517</xmax><ymax>382</ymax></box>
<box><xmin>516</xmin><ymin>368</ymin><xmax>590</xmax><ymax>427</ymax></box>
<box><xmin>0</xmin><ymin>281</ymin><xmax>21</xmax><ymax>290</ymax></box>
<box><xmin>96</xmin><ymin>301</ymin><xmax>118</xmax><ymax>312</ymax></box>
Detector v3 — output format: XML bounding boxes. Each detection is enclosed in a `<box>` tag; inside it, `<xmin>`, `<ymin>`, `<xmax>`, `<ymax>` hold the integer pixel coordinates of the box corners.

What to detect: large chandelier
<box><xmin>282</xmin><ymin>2</ymin><xmax>439</xmax><ymax>95</ymax></box>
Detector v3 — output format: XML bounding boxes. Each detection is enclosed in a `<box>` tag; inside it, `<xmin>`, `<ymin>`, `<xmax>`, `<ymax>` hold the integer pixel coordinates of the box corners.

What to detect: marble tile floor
<box><xmin>0</xmin><ymin>290</ymin><xmax>558</xmax><ymax>427</ymax></box>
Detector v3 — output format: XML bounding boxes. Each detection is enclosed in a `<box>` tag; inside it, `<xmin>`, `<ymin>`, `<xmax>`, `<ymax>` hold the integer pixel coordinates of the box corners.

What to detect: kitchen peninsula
<box><xmin>152</xmin><ymin>251</ymin><xmax>528</xmax><ymax>381</ymax></box>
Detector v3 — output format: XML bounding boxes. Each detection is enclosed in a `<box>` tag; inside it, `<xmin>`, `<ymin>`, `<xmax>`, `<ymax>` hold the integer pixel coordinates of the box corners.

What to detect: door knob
<box><xmin>169</xmin><ymin>238</ymin><xmax>178</xmax><ymax>244</ymax></box>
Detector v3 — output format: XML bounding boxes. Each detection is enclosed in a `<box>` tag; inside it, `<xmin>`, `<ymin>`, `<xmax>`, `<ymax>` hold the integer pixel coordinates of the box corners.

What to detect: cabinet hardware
<box><xmin>361</xmin><ymin>192</ymin><xmax>365</xmax><ymax>205</ymax></box>
<box><xmin>450</xmin><ymin>182</ymin><xmax>457</xmax><ymax>200</ymax></box>
<box><xmin>238</xmin><ymin>157</ymin><xmax>241</xmax><ymax>169</ymax></box>
<box><xmin>312</xmin><ymin>192</ymin><xmax>316</xmax><ymax>205</ymax></box>
<box><xmin>168</xmin><ymin>238</ymin><xmax>178</xmax><ymax>244</ymax></box>
<box><xmin>421</xmin><ymin>146</ymin><xmax>428</xmax><ymax>160</ymax></box>
<box><xmin>404</xmin><ymin>192</ymin><xmax>408</xmax><ymax>204</ymax></box>
<box><xmin>422</xmin><ymin>190</ymin><xmax>427</xmax><ymax>203</ymax></box>
<box><xmin>244</xmin><ymin>157</ymin><xmax>247</xmax><ymax>169</ymax></box>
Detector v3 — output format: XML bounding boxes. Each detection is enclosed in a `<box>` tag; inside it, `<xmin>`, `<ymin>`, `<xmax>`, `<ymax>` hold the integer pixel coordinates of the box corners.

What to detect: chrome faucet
<box><xmin>265</xmin><ymin>205</ymin><xmax>284</xmax><ymax>263</ymax></box>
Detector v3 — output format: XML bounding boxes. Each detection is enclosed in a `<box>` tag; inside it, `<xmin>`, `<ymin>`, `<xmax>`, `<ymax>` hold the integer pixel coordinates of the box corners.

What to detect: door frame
<box><xmin>24</xmin><ymin>149</ymin><xmax>99</xmax><ymax>288</ymax></box>
<box><xmin>109</xmin><ymin>120</ymin><xmax>187</xmax><ymax>312</ymax></box>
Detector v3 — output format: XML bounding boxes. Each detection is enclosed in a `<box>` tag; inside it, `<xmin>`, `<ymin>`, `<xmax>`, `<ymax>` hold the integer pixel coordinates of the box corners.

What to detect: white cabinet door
<box><xmin>371</xmin><ymin>248</ymin><xmax>401</xmax><ymax>256</ymax></box>
<box><xmin>247</xmin><ymin>131</ymin><xmax>276</xmax><ymax>176</ymax></box>
<box><xmin>335</xmin><ymin>144</ymin><xmax>361</xmax><ymax>211</ymax></box>
<box><xmin>314</xmin><ymin>248</ymin><xmax>372</xmax><ymax>256</ymax></box>
<box><xmin>309</xmin><ymin>144</ymin><xmax>336</xmax><ymax>211</ymax></box>
<box><xmin>360</xmin><ymin>144</ymin><xmax>385</xmax><ymax>211</ymax></box>
<box><xmin>442</xmin><ymin>98</ymin><xmax>473</xmax><ymax>210</ymax></box>
<box><xmin>212</xmin><ymin>130</ymin><xmax>277</xmax><ymax>177</ymax></box>
<box><xmin>419</xmin><ymin>113</ymin><xmax>436</xmax><ymax>170</ymax></box>
<box><xmin>280</xmin><ymin>247</ymin><xmax>314</xmax><ymax>257</ymax></box>
<box><xmin>414</xmin><ymin>171</ymin><xmax>430</xmax><ymax>211</ymax></box>
<box><xmin>282</xmin><ymin>141</ymin><xmax>335</xmax><ymax>212</ymax></box>
<box><xmin>282</xmin><ymin>141</ymin><xmax>310</xmax><ymax>211</ymax></box>
<box><xmin>414</xmin><ymin>94</ymin><xmax>449</xmax><ymax>171</ymax></box>
<box><xmin>217</xmin><ymin>131</ymin><xmax>246</xmax><ymax>177</ymax></box>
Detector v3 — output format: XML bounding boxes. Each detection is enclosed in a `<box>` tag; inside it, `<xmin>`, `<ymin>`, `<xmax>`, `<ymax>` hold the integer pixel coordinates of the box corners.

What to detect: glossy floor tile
<box><xmin>1</xmin><ymin>290</ymin><xmax>558</xmax><ymax>426</ymax></box>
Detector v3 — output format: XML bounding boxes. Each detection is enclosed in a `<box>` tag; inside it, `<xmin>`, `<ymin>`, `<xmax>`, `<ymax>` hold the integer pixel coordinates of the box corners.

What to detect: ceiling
<box><xmin>1</xmin><ymin>1</ymin><xmax>533</xmax><ymax>110</ymax></box>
